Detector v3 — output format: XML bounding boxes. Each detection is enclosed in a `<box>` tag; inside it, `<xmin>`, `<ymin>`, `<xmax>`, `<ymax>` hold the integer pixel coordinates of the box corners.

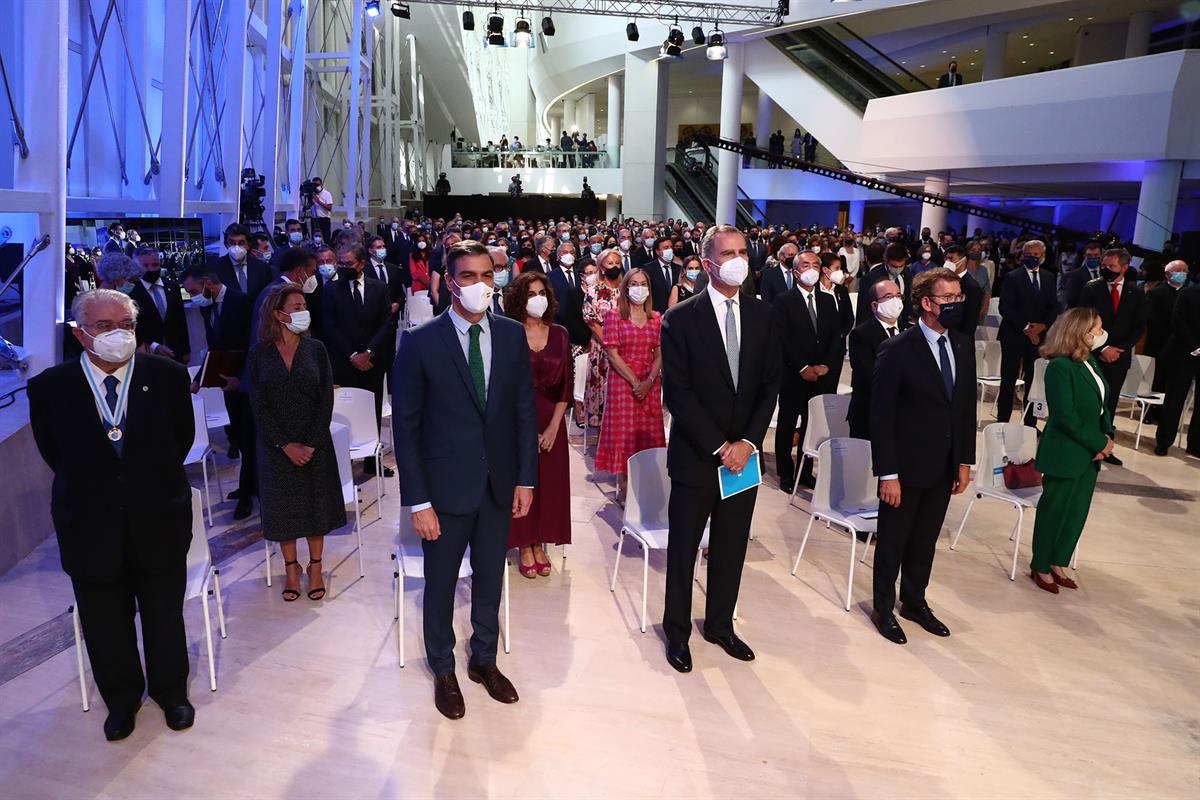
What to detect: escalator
<box><xmin>769</xmin><ymin>24</ymin><xmax>931</xmax><ymax>113</ymax></box>
<box><xmin>664</xmin><ymin>148</ymin><xmax>758</xmax><ymax>228</ymax></box>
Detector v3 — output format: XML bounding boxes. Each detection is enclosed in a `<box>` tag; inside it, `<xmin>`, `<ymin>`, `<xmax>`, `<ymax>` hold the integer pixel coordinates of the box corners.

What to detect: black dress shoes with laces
<box><xmin>467</xmin><ymin>661</ymin><xmax>519</xmax><ymax>704</ymax></box>
<box><xmin>433</xmin><ymin>673</ymin><xmax>466</xmax><ymax>719</ymax></box>
<box><xmin>666</xmin><ymin>641</ymin><xmax>693</xmax><ymax>673</ymax></box>
<box><xmin>162</xmin><ymin>700</ymin><xmax>195</xmax><ymax>731</ymax></box>
<box><xmin>899</xmin><ymin>604</ymin><xmax>951</xmax><ymax>637</ymax></box>
<box><xmin>871</xmin><ymin>611</ymin><xmax>907</xmax><ymax>645</ymax></box>
<box><xmin>701</xmin><ymin>630</ymin><xmax>756</xmax><ymax>661</ymax></box>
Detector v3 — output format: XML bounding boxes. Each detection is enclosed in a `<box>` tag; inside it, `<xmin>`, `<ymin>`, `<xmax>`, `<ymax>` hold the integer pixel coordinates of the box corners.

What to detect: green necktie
<box><xmin>468</xmin><ymin>323</ymin><xmax>486</xmax><ymax>408</ymax></box>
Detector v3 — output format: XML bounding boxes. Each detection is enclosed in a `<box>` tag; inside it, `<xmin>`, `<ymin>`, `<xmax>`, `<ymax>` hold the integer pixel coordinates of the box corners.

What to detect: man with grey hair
<box><xmin>758</xmin><ymin>241</ymin><xmax>799</xmax><ymax>306</ymax></box>
<box><xmin>29</xmin><ymin>289</ymin><xmax>197</xmax><ymax>741</ymax></box>
<box><xmin>997</xmin><ymin>238</ymin><xmax>1058</xmax><ymax>426</ymax></box>
<box><xmin>530</xmin><ymin>235</ymin><xmax>554</xmax><ymax>274</ymax></box>
<box><xmin>130</xmin><ymin>245</ymin><xmax>190</xmax><ymax>362</ymax></box>
<box><xmin>487</xmin><ymin>246</ymin><xmax>510</xmax><ymax>316</ymax></box>
<box><xmin>94</xmin><ymin>251</ymin><xmax>145</xmax><ymax>294</ymax></box>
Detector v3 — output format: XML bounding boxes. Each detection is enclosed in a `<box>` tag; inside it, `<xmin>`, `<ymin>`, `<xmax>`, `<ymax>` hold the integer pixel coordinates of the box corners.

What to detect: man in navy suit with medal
<box><xmin>29</xmin><ymin>289</ymin><xmax>196</xmax><ymax>741</ymax></box>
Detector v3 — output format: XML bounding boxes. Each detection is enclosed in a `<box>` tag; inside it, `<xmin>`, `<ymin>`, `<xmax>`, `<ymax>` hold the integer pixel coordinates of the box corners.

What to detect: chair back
<box><xmin>1027</xmin><ymin>358</ymin><xmax>1048</xmax><ymax>406</ymax></box>
<box><xmin>397</xmin><ymin>506</ymin><xmax>473</xmax><ymax>578</ymax></box>
<box><xmin>572</xmin><ymin>353</ymin><xmax>588</xmax><ymax>403</ymax></box>
<box><xmin>189</xmin><ymin>395</ymin><xmax>210</xmax><ymax>456</ymax></box>
<box><xmin>183</xmin><ymin>487</ymin><xmax>213</xmax><ymax>601</ymax></box>
<box><xmin>623</xmin><ymin>447</ymin><xmax>670</xmax><ymax>532</ymax></box>
<box><xmin>330</xmin><ymin>422</ymin><xmax>355</xmax><ymax>505</ymax></box>
<box><xmin>976</xmin><ymin>325</ymin><xmax>998</xmax><ymax>342</ymax></box>
<box><xmin>407</xmin><ymin>295</ymin><xmax>434</xmax><ymax>326</ymax></box>
<box><xmin>198</xmin><ymin>386</ymin><xmax>231</xmax><ymax>428</ymax></box>
<box><xmin>332</xmin><ymin>387</ymin><xmax>379</xmax><ymax>449</ymax></box>
<box><xmin>978</xmin><ymin>422</ymin><xmax>1038</xmax><ymax>489</ymax></box>
<box><xmin>802</xmin><ymin>393</ymin><xmax>850</xmax><ymax>456</ymax></box>
<box><xmin>1121</xmin><ymin>354</ymin><xmax>1156</xmax><ymax>397</ymax></box>
<box><xmin>978</xmin><ymin>341</ymin><xmax>1003</xmax><ymax>378</ymax></box>
<box><xmin>812</xmin><ymin>438</ymin><xmax>876</xmax><ymax>517</ymax></box>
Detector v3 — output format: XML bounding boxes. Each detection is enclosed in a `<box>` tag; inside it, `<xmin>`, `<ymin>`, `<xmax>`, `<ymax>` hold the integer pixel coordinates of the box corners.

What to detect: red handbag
<box><xmin>1003</xmin><ymin>459</ymin><xmax>1043</xmax><ymax>490</ymax></box>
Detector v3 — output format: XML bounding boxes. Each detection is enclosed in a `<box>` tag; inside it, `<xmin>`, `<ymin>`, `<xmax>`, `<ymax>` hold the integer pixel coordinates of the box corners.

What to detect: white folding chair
<box><xmin>184</xmin><ymin>395</ymin><xmax>222</xmax><ymax>527</ymax></box>
<box><xmin>1021</xmin><ymin>358</ymin><xmax>1049</xmax><ymax>422</ymax></box>
<box><xmin>333</xmin><ymin>387</ymin><xmax>384</xmax><ymax>520</ymax></box>
<box><xmin>1118</xmin><ymin>354</ymin><xmax>1164</xmax><ymax>450</ymax></box>
<box><xmin>70</xmin><ymin>488</ymin><xmax>226</xmax><ymax>710</ymax></box>
<box><xmin>789</xmin><ymin>393</ymin><xmax>850</xmax><ymax>506</ymax></box>
<box><xmin>789</xmin><ymin>438</ymin><xmax>877</xmax><ymax>611</ymax></box>
<box><xmin>977</xmin><ymin>341</ymin><xmax>1023</xmax><ymax>419</ymax></box>
<box><xmin>950</xmin><ymin>422</ymin><xmax>1041</xmax><ymax>580</ymax></box>
<box><xmin>264</xmin><ymin>422</ymin><xmax>365</xmax><ymax>586</ymax></box>
<box><xmin>189</xmin><ymin>362</ymin><xmax>233</xmax><ymax>430</ymax></box>
<box><xmin>609</xmin><ymin>447</ymin><xmax>709</xmax><ymax>633</ymax></box>
<box><xmin>406</xmin><ymin>295</ymin><xmax>434</xmax><ymax>329</ymax></box>
<box><xmin>390</xmin><ymin>507</ymin><xmax>509</xmax><ymax>667</ymax></box>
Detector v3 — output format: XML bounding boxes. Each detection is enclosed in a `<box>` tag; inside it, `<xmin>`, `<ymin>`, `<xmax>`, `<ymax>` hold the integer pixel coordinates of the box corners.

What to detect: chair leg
<box><xmin>263</xmin><ymin>539</ymin><xmax>273</xmax><ymax>587</ymax></box>
<box><xmin>694</xmin><ymin>548</ymin><xmax>702</xmax><ymax>584</ymax></box>
<box><xmin>609</xmin><ymin>531</ymin><xmax>626</xmax><ymax>592</ymax></box>
<box><xmin>210</xmin><ymin>451</ymin><xmax>224</xmax><ymax>499</ymax></box>
<box><xmin>950</xmin><ymin>496</ymin><xmax>977</xmax><ymax>550</ymax></box>
<box><xmin>376</xmin><ymin>446</ymin><xmax>383</xmax><ymax>521</ymax></box>
<box><xmin>1070</xmin><ymin>541</ymin><xmax>1080</xmax><ymax>570</ymax></box>
<box><xmin>788</xmin><ymin>457</ymin><xmax>805</xmax><ymax>506</ymax></box>
<box><xmin>200</xmin><ymin>456</ymin><xmax>214</xmax><ymax>528</ymax></box>
<box><xmin>845</xmin><ymin>527</ymin><xmax>858</xmax><ymax>612</ymax></box>
<box><xmin>503</xmin><ymin>559</ymin><xmax>510</xmax><ymax>654</ymax></box>
<box><xmin>201</xmin><ymin>589</ymin><xmax>216</xmax><ymax>692</ymax></box>
<box><xmin>1135</xmin><ymin>403</ymin><xmax>1146</xmax><ymax>451</ymax></box>
<box><xmin>355</xmin><ymin>502</ymin><xmax>365</xmax><ymax>578</ymax></box>
<box><xmin>860</xmin><ymin>532</ymin><xmax>874</xmax><ymax>564</ymax></box>
<box><xmin>791</xmin><ymin>515</ymin><xmax>817</xmax><ymax>576</ymax></box>
<box><xmin>70</xmin><ymin>605</ymin><xmax>89</xmax><ymax>712</ymax></box>
<box><xmin>213</xmin><ymin>569</ymin><xmax>227</xmax><ymax>638</ymax></box>
<box><xmin>640</xmin><ymin>544</ymin><xmax>649</xmax><ymax>633</ymax></box>
<box><xmin>1009</xmin><ymin>505</ymin><xmax>1023</xmax><ymax>581</ymax></box>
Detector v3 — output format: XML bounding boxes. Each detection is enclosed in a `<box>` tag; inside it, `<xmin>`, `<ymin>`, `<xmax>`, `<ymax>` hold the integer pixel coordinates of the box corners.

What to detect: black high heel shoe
<box><xmin>307</xmin><ymin>558</ymin><xmax>326</xmax><ymax>601</ymax></box>
<box><xmin>281</xmin><ymin>560</ymin><xmax>302</xmax><ymax>601</ymax></box>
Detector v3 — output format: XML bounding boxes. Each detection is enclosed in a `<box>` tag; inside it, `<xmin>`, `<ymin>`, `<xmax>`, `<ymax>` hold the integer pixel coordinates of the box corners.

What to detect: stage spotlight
<box><xmin>706</xmin><ymin>28</ymin><xmax>727</xmax><ymax>60</ymax></box>
<box><xmin>661</xmin><ymin>24</ymin><xmax>684</xmax><ymax>58</ymax></box>
<box><xmin>365</xmin><ymin>0</ymin><xmax>381</xmax><ymax>17</ymax></box>
<box><xmin>462</xmin><ymin>10</ymin><xmax>475</xmax><ymax>30</ymax></box>
<box><xmin>513</xmin><ymin>16</ymin><xmax>534</xmax><ymax>47</ymax></box>
<box><xmin>691</xmin><ymin>26</ymin><xmax>705</xmax><ymax>45</ymax></box>
<box><xmin>541</xmin><ymin>16</ymin><xmax>555</xmax><ymax>36</ymax></box>
<box><xmin>389</xmin><ymin>2</ymin><xmax>410</xmax><ymax>19</ymax></box>
<box><xmin>626</xmin><ymin>22</ymin><xmax>639</xmax><ymax>41</ymax></box>
<box><xmin>487</xmin><ymin>11</ymin><xmax>505</xmax><ymax>46</ymax></box>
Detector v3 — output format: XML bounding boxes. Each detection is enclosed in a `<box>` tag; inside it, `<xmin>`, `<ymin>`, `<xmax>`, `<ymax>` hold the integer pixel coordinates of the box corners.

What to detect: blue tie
<box><xmin>103</xmin><ymin>375</ymin><xmax>123</xmax><ymax>454</ymax></box>
<box><xmin>937</xmin><ymin>335</ymin><xmax>954</xmax><ymax>399</ymax></box>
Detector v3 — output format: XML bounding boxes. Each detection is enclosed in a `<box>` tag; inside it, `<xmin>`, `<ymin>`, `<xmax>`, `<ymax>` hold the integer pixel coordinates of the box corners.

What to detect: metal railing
<box><xmin>449</xmin><ymin>148</ymin><xmax>612</xmax><ymax>169</ymax></box>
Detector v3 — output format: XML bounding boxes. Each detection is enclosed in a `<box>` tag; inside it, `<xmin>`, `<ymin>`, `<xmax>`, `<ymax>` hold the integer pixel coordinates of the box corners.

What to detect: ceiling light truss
<box><xmin>418</xmin><ymin>0</ymin><xmax>782</xmax><ymax>26</ymax></box>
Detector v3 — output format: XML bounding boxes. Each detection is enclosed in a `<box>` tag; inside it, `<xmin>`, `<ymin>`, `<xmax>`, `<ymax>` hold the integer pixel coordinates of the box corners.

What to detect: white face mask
<box><xmin>715</xmin><ymin>256</ymin><xmax>749</xmax><ymax>287</ymax></box>
<box><xmin>628</xmin><ymin>285</ymin><xmax>650</xmax><ymax>305</ymax></box>
<box><xmin>661</xmin><ymin>248</ymin><xmax>674</xmax><ymax>262</ymax></box>
<box><xmin>302</xmin><ymin>274</ymin><xmax>318</xmax><ymax>294</ymax></box>
<box><xmin>828</xmin><ymin>269</ymin><xmax>845</xmax><ymax>285</ymax></box>
<box><xmin>875</xmin><ymin>297</ymin><xmax>904</xmax><ymax>321</ymax></box>
<box><xmin>84</xmin><ymin>328</ymin><xmax>137</xmax><ymax>364</ymax></box>
<box><xmin>228</xmin><ymin>244</ymin><xmax>247</xmax><ymax>263</ymax></box>
<box><xmin>284</xmin><ymin>309</ymin><xmax>311</xmax><ymax>334</ymax></box>
<box><xmin>1089</xmin><ymin>329</ymin><xmax>1109</xmax><ymax>350</ymax></box>
<box><xmin>559</xmin><ymin>253</ymin><xmax>576</xmax><ymax>267</ymax></box>
<box><xmin>584</xmin><ymin>273</ymin><xmax>599</xmax><ymax>286</ymax></box>
<box><xmin>920</xmin><ymin>252</ymin><xmax>932</xmax><ymax>261</ymax></box>
<box><xmin>619</xmin><ymin>240</ymin><xmax>632</xmax><ymax>252</ymax></box>
<box><xmin>526</xmin><ymin>294</ymin><xmax>549</xmax><ymax>318</ymax></box>
<box><xmin>417</xmin><ymin>241</ymin><xmax>427</xmax><ymax>250</ymax></box>
<box><xmin>798</xmin><ymin>268</ymin><xmax>820</xmax><ymax>287</ymax></box>
<box><xmin>811</xmin><ymin>246</ymin><xmax>822</xmax><ymax>254</ymax></box>
<box><xmin>452</xmin><ymin>278</ymin><xmax>494</xmax><ymax>314</ymax></box>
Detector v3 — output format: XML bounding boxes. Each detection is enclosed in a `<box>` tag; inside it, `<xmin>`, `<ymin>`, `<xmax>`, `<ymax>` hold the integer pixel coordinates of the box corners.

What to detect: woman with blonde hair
<box><xmin>1029</xmin><ymin>307</ymin><xmax>1114</xmax><ymax>594</ymax></box>
<box><xmin>595</xmin><ymin>268</ymin><xmax>666</xmax><ymax>497</ymax></box>
<box><xmin>582</xmin><ymin>247</ymin><xmax>623</xmax><ymax>428</ymax></box>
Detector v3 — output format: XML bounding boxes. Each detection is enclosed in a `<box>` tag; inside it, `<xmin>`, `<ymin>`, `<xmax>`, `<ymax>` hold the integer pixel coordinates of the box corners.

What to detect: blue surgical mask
<box><xmin>493</xmin><ymin>270</ymin><xmax>510</xmax><ymax>288</ymax></box>
<box><xmin>685</xmin><ymin>269</ymin><xmax>700</xmax><ymax>280</ymax></box>
<box><xmin>318</xmin><ymin>264</ymin><xmax>336</xmax><ymax>280</ymax></box>
<box><xmin>1168</xmin><ymin>270</ymin><xmax>1187</xmax><ymax>286</ymax></box>
<box><xmin>590</xmin><ymin>243</ymin><xmax>601</xmax><ymax>255</ymax></box>
<box><xmin>116</xmin><ymin>281</ymin><xmax>136</xmax><ymax>294</ymax></box>
<box><xmin>288</xmin><ymin>231</ymin><xmax>303</xmax><ymax>244</ymax></box>
<box><xmin>374</xmin><ymin>248</ymin><xmax>388</xmax><ymax>260</ymax></box>
<box><xmin>191</xmin><ymin>292</ymin><xmax>213</xmax><ymax>308</ymax></box>
<box><xmin>1084</xmin><ymin>256</ymin><xmax>1101</xmax><ymax>270</ymax></box>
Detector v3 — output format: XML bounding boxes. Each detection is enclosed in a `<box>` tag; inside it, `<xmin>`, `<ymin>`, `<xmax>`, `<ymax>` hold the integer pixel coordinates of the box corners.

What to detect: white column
<box><xmin>359</xmin><ymin>24</ymin><xmax>375</xmax><ymax>216</ymax></box>
<box><xmin>606</xmin><ymin>75</ymin><xmax>621</xmax><ymax>168</ymax></box>
<box><xmin>847</xmin><ymin>200</ymin><xmax>866</xmax><ymax>233</ymax></box>
<box><xmin>754</xmin><ymin>88</ymin><xmax>772</xmax><ymax>168</ymax></box>
<box><xmin>919</xmin><ymin>173</ymin><xmax>950</xmax><ymax>235</ymax></box>
<box><xmin>286</xmin><ymin>2</ymin><xmax>310</xmax><ymax>217</ymax></box>
<box><xmin>562</xmin><ymin>97</ymin><xmax>577</xmax><ymax>134</ymax></box>
<box><xmin>15</xmin><ymin>0</ymin><xmax>68</xmax><ymax>373</ymax></box>
<box><xmin>605</xmin><ymin>193</ymin><xmax>621</xmax><ymax>219</ymax></box>
<box><xmin>344</xmin><ymin>0</ymin><xmax>363</xmax><ymax>218</ymax></box>
<box><xmin>578</xmin><ymin>92</ymin><xmax>596</xmax><ymax>138</ymax></box>
<box><xmin>1132</xmin><ymin>160</ymin><xmax>1182</xmax><ymax>251</ymax></box>
<box><xmin>621</xmin><ymin>53</ymin><xmax>668</xmax><ymax>220</ymax></box>
<box><xmin>220</xmin><ymin>0</ymin><xmax>251</xmax><ymax>227</ymax></box>
<box><xmin>549</xmin><ymin>115</ymin><xmax>561</xmax><ymax>146</ymax></box>
<box><xmin>716</xmin><ymin>42</ymin><xmax>744</xmax><ymax>226</ymax></box>
<box><xmin>982</xmin><ymin>26</ymin><xmax>1007</xmax><ymax>81</ymax></box>
<box><xmin>1125</xmin><ymin>11</ymin><xmax>1153</xmax><ymax>59</ymax></box>
<box><xmin>261</xmin><ymin>0</ymin><xmax>285</xmax><ymax>225</ymax></box>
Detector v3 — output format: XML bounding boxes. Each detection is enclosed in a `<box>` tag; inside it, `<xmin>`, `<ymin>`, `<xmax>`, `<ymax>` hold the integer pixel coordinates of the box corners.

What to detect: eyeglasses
<box><xmin>931</xmin><ymin>293</ymin><xmax>965</xmax><ymax>303</ymax></box>
<box><xmin>84</xmin><ymin>320</ymin><xmax>136</xmax><ymax>333</ymax></box>
<box><xmin>336</xmin><ymin>261</ymin><xmax>356</xmax><ymax>269</ymax></box>
<box><xmin>876</xmin><ymin>293</ymin><xmax>902</xmax><ymax>302</ymax></box>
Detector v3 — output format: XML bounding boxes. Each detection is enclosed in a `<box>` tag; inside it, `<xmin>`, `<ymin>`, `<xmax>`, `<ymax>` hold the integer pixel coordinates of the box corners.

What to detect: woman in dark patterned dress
<box><xmin>583</xmin><ymin>248</ymin><xmax>623</xmax><ymax>428</ymax></box>
<box><xmin>247</xmin><ymin>284</ymin><xmax>347</xmax><ymax>601</ymax></box>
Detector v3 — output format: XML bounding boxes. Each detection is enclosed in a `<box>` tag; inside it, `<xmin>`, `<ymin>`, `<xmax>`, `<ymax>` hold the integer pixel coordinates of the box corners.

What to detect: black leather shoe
<box><xmin>796</xmin><ymin>473</ymin><xmax>816</xmax><ymax>489</ymax></box>
<box><xmin>701</xmin><ymin>630</ymin><xmax>756</xmax><ymax>661</ymax></box>
<box><xmin>226</xmin><ymin>445</ymin><xmax>240</xmax><ymax>460</ymax></box>
<box><xmin>466</xmin><ymin>661</ymin><xmax>519</xmax><ymax>704</ymax></box>
<box><xmin>227</xmin><ymin>489</ymin><xmax>243</xmax><ymax>500</ymax></box>
<box><xmin>233</xmin><ymin>497</ymin><xmax>253</xmax><ymax>520</ymax></box>
<box><xmin>1154</xmin><ymin>446</ymin><xmax>1169</xmax><ymax>456</ymax></box>
<box><xmin>103</xmin><ymin>707</ymin><xmax>138</xmax><ymax>741</ymax></box>
<box><xmin>433</xmin><ymin>673</ymin><xmax>466</xmax><ymax>719</ymax></box>
<box><xmin>666</xmin><ymin>641</ymin><xmax>692</xmax><ymax>673</ymax></box>
<box><xmin>899</xmin><ymin>604</ymin><xmax>951</xmax><ymax>637</ymax></box>
<box><xmin>779</xmin><ymin>475</ymin><xmax>795</xmax><ymax>493</ymax></box>
<box><xmin>162</xmin><ymin>700</ymin><xmax>195</xmax><ymax>731</ymax></box>
<box><xmin>1103</xmin><ymin>453</ymin><xmax>1123</xmax><ymax>466</ymax></box>
<box><xmin>871</xmin><ymin>611</ymin><xmax>907</xmax><ymax>645</ymax></box>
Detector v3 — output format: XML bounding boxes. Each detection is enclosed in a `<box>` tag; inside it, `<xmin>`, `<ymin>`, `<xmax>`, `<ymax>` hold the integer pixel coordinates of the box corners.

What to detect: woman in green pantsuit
<box><xmin>1030</xmin><ymin>307</ymin><xmax>1115</xmax><ymax>593</ymax></box>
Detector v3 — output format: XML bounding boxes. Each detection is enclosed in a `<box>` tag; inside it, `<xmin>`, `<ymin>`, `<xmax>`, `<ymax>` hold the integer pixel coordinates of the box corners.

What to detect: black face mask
<box><xmin>935</xmin><ymin>301</ymin><xmax>963</xmax><ymax>328</ymax></box>
<box><xmin>604</xmin><ymin>267</ymin><xmax>622</xmax><ymax>281</ymax></box>
<box><xmin>1101</xmin><ymin>267</ymin><xmax>1122</xmax><ymax>283</ymax></box>
<box><xmin>337</xmin><ymin>267</ymin><xmax>359</xmax><ymax>282</ymax></box>
<box><xmin>143</xmin><ymin>270</ymin><xmax>161</xmax><ymax>283</ymax></box>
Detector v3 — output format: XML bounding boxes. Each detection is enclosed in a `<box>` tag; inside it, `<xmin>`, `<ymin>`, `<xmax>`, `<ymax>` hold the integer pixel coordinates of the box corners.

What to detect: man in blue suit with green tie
<box><xmin>393</xmin><ymin>240</ymin><xmax>539</xmax><ymax>720</ymax></box>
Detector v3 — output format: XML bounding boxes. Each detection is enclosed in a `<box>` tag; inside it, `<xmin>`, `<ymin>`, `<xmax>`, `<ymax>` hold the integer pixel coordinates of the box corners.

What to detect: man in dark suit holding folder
<box><xmin>660</xmin><ymin>225</ymin><xmax>781</xmax><ymax>674</ymax></box>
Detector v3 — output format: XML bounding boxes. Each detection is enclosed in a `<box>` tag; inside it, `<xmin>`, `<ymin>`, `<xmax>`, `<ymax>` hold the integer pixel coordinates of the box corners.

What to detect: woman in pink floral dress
<box><xmin>583</xmin><ymin>248</ymin><xmax>624</xmax><ymax>428</ymax></box>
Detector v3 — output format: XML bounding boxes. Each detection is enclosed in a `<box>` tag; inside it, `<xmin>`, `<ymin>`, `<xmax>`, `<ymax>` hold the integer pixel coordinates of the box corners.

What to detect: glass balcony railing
<box><xmin>449</xmin><ymin>147</ymin><xmax>612</xmax><ymax>169</ymax></box>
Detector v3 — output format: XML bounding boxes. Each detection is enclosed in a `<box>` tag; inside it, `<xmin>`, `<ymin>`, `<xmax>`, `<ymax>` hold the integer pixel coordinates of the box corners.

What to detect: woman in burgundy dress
<box><xmin>505</xmin><ymin>271</ymin><xmax>573</xmax><ymax>577</ymax></box>
<box><xmin>595</xmin><ymin>268</ymin><xmax>666</xmax><ymax>500</ymax></box>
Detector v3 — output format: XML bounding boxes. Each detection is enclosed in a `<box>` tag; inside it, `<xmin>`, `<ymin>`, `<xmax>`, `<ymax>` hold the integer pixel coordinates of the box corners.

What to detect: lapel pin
<box><xmin>142</xmin><ymin>385</ymin><xmax>149</xmax><ymax>391</ymax></box>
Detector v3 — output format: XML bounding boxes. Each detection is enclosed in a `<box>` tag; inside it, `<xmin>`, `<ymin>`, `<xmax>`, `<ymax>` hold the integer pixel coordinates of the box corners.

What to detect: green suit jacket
<box><xmin>1035</xmin><ymin>356</ymin><xmax>1115</xmax><ymax>478</ymax></box>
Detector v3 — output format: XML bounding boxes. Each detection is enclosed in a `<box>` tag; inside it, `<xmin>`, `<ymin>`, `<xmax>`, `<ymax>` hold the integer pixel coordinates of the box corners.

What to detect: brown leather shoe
<box><xmin>433</xmin><ymin>673</ymin><xmax>465</xmax><ymax>720</ymax></box>
<box><xmin>1051</xmin><ymin>571</ymin><xmax>1078</xmax><ymax>590</ymax></box>
<box><xmin>467</xmin><ymin>661</ymin><xmax>519</xmax><ymax>704</ymax></box>
<box><xmin>1030</xmin><ymin>568</ymin><xmax>1059</xmax><ymax>594</ymax></box>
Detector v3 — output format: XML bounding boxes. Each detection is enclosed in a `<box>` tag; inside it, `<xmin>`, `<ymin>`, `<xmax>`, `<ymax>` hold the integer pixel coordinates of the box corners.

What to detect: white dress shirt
<box><xmin>81</xmin><ymin>354</ymin><xmax>131</xmax><ymax>428</ymax></box>
<box><xmin>705</xmin><ymin>283</ymin><xmax>754</xmax><ymax>454</ymax></box>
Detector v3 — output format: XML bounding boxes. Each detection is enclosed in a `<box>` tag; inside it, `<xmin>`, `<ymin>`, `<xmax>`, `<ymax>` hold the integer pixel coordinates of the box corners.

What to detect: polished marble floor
<box><xmin>0</xmin><ymin>415</ymin><xmax>1196</xmax><ymax>799</ymax></box>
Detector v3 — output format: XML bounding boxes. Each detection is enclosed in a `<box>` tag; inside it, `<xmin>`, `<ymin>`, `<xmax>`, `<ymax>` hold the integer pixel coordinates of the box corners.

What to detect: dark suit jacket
<box><xmin>661</xmin><ymin>290</ymin><xmax>781</xmax><ymax>487</ymax></box>
<box><xmin>1082</xmin><ymin>277</ymin><xmax>1147</xmax><ymax>363</ymax></box>
<box><xmin>846</xmin><ymin>318</ymin><xmax>893</xmax><ymax>439</ymax></box>
<box><xmin>322</xmin><ymin>275</ymin><xmax>394</xmax><ymax>382</ymax></box>
<box><xmin>382</xmin><ymin>228</ymin><xmax>411</xmax><ymax>265</ymax></box>
<box><xmin>855</xmin><ymin>264</ymin><xmax>913</xmax><ymax>327</ymax></box>
<box><xmin>28</xmin><ymin>353</ymin><xmax>194</xmax><ymax>582</ymax></box>
<box><xmin>746</xmin><ymin>240</ymin><xmax>769</xmax><ymax>273</ymax></box>
<box><xmin>202</xmin><ymin>286</ymin><xmax>253</xmax><ymax>352</ymax></box>
<box><xmin>1144</xmin><ymin>283</ymin><xmax>1180</xmax><ymax>358</ymax></box>
<box><xmin>1165</xmin><ymin>285</ymin><xmax>1200</xmax><ymax>359</ymax></box>
<box><xmin>870</xmin><ymin>324</ymin><xmax>976</xmax><ymax>487</ymax></box>
<box><xmin>210</xmin><ymin>253</ymin><xmax>273</xmax><ymax>306</ymax></box>
<box><xmin>646</xmin><ymin>258</ymin><xmax>678</xmax><ymax>314</ymax></box>
<box><xmin>937</xmin><ymin>72</ymin><xmax>964</xmax><ymax>88</ymax></box>
<box><xmin>392</xmin><ymin>312</ymin><xmax>538</xmax><ymax>512</ymax></box>
<box><xmin>367</xmin><ymin>258</ymin><xmax>407</xmax><ymax>312</ymax></box>
<box><xmin>772</xmin><ymin>287</ymin><xmax>840</xmax><ymax>391</ymax></box>
<box><xmin>630</xmin><ymin>245</ymin><xmax>657</xmax><ymax>270</ymax></box>
<box><xmin>954</xmin><ymin>270</ymin><xmax>984</xmax><ymax>338</ymax></box>
<box><xmin>825</xmin><ymin>283</ymin><xmax>855</xmax><ymax>343</ymax></box>
<box><xmin>130</xmin><ymin>278</ymin><xmax>190</xmax><ymax>359</ymax></box>
<box><xmin>1063</xmin><ymin>265</ymin><xmax>1098</xmax><ymax>309</ymax></box>
<box><xmin>759</xmin><ymin>266</ymin><xmax>792</xmax><ymax>307</ymax></box>
<box><xmin>998</xmin><ymin>268</ymin><xmax>1058</xmax><ymax>346</ymax></box>
<box><xmin>546</xmin><ymin>265</ymin><xmax>592</xmax><ymax>347</ymax></box>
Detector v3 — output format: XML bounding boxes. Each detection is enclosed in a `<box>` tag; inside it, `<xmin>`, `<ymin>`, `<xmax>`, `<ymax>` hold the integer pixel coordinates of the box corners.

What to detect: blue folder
<box><xmin>718</xmin><ymin>450</ymin><xmax>763</xmax><ymax>500</ymax></box>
